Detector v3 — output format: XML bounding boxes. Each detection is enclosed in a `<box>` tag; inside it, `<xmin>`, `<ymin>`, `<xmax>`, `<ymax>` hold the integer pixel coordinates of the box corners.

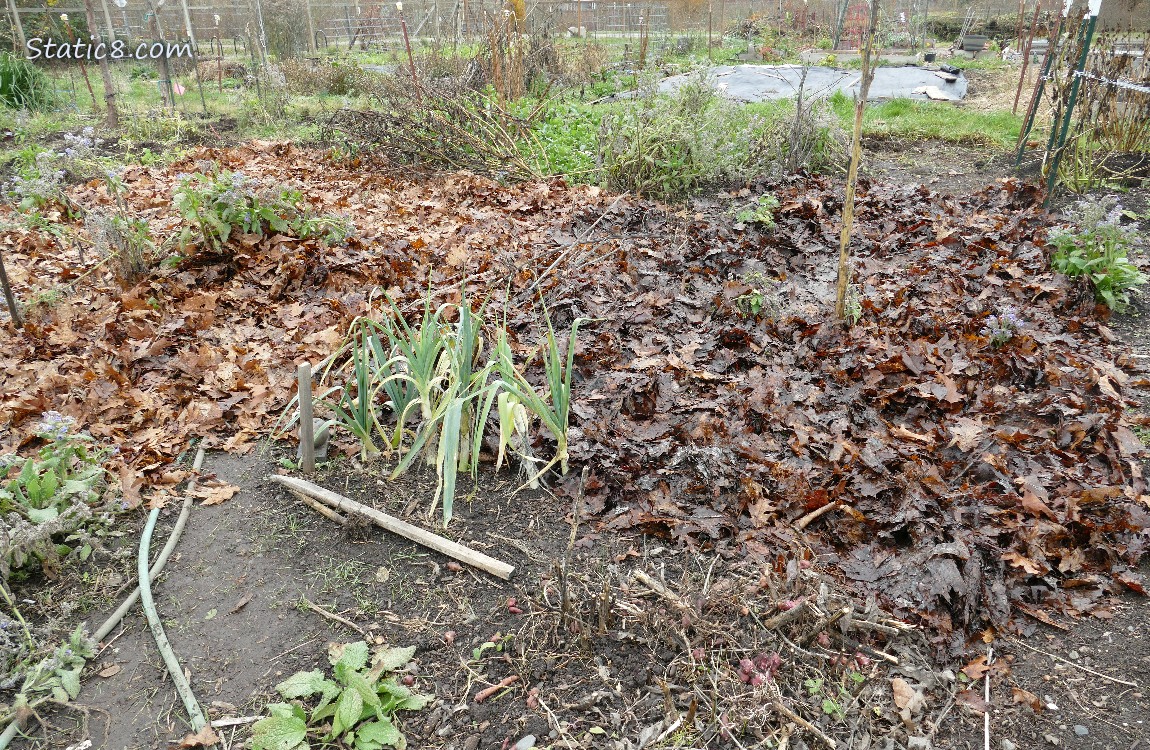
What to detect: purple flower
<box><xmin>34</xmin><ymin>410</ymin><xmax>76</xmax><ymax>440</ymax></box>
<box><xmin>981</xmin><ymin>306</ymin><xmax>1024</xmax><ymax>347</ymax></box>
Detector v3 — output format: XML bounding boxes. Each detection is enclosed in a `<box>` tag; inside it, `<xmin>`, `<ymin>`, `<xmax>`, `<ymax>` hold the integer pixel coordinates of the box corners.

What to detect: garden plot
<box><xmin>2</xmin><ymin>142</ymin><xmax>1149</xmax><ymax>748</ymax></box>
<box><xmin>656</xmin><ymin>64</ymin><xmax>969</xmax><ymax>102</ymax></box>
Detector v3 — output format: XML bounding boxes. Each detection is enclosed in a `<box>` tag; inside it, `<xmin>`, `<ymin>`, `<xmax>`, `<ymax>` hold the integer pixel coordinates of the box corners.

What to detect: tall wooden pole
<box><xmin>100</xmin><ymin>0</ymin><xmax>117</xmax><ymax>39</ymax></box>
<box><xmin>834</xmin><ymin>0</ymin><xmax>881</xmax><ymax>322</ymax></box>
<box><xmin>145</xmin><ymin>0</ymin><xmax>174</xmax><ymax>108</ymax></box>
<box><xmin>7</xmin><ymin>0</ymin><xmax>25</xmax><ymax>52</ymax></box>
<box><xmin>304</xmin><ymin>0</ymin><xmax>317</xmax><ymax>52</ymax></box>
<box><xmin>0</xmin><ymin>247</ymin><xmax>22</xmax><ymax>329</ymax></box>
<box><xmin>84</xmin><ymin>0</ymin><xmax>119</xmax><ymax>127</ymax></box>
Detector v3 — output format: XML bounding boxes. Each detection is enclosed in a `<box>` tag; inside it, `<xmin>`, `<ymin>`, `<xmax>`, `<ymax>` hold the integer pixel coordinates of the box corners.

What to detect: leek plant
<box><xmin>493</xmin><ymin>309</ymin><xmax>587</xmax><ymax>486</ymax></box>
<box><xmin>387</xmin><ymin>290</ymin><xmax>494</xmax><ymax>524</ymax></box>
<box><xmin>278</xmin><ymin>289</ymin><xmax>587</xmax><ymax>525</ymax></box>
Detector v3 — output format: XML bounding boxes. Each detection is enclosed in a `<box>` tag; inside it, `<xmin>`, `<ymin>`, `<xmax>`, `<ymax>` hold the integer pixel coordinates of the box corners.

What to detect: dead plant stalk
<box><xmin>834</xmin><ymin>0</ymin><xmax>881</xmax><ymax>321</ymax></box>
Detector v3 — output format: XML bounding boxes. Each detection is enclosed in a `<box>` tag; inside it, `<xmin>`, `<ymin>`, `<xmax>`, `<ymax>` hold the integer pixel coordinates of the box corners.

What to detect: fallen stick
<box><xmin>211</xmin><ymin>716</ymin><xmax>262</xmax><ymax>729</ymax></box>
<box><xmin>268</xmin><ymin>475</ymin><xmax>515</xmax><ymax>580</ymax></box>
<box><xmin>765</xmin><ymin>682</ymin><xmax>836</xmax><ymax>748</ymax></box>
<box><xmin>632</xmin><ymin>570</ymin><xmax>688</xmax><ymax>608</ymax></box>
<box><xmin>302</xmin><ymin>596</ymin><xmax>366</xmax><ymax>636</ymax></box>
<box><xmin>800</xmin><ymin>606</ymin><xmax>851</xmax><ymax>647</ymax></box>
<box><xmin>762</xmin><ymin>600</ymin><xmax>809</xmax><ymax>630</ymax></box>
<box><xmin>474</xmin><ymin>675</ymin><xmax>519</xmax><ymax>703</ymax></box>
<box><xmin>287</xmin><ymin>488</ymin><xmax>347</xmax><ymax>526</ymax></box>
<box><xmin>796</xmin><ymin>502</ymin><xmax>842</xmax><ymax>530</ymax></box>
<box><xmin>1009</xmin><ymin>638</ymin><xmax>1138</xmax><ymax>687</ymax></box>
<box><xmin>847</xmin><ymin>619</ymin><xmax>903</xmax><ymax>636</ymax></box>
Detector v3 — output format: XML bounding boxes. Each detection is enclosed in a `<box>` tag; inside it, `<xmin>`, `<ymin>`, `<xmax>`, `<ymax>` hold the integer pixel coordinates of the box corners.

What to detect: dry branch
<box><xmin>268</xmin><ymin>474</ymin><xmax>515</xmax><ymax>579</ymax></box>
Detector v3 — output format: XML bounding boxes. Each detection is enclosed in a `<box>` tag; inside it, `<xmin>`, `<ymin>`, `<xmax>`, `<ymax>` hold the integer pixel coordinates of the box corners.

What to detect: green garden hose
<box><xmin>138</xmin><ymin>461</ymin><xmax>212</xmax><ymax>743</ymax></box>
<box><xmin>94</xmin><ymin>447</ymin><xmax>205</xmax><ymax>642</ymax></box>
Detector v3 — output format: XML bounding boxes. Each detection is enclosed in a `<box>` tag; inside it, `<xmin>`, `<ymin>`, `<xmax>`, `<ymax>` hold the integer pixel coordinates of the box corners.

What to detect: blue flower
<box><xmin>34</xmin><ymin>410</ymin><xmax>76</xmax><ymax>440</ymax></box>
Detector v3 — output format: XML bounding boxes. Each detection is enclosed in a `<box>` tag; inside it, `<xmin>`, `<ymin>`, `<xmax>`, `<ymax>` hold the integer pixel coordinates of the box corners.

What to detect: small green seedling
<box><xmin>251</xmin><ymin>641</ymin><xmax>430</xmax><ymax>750</ymax></box>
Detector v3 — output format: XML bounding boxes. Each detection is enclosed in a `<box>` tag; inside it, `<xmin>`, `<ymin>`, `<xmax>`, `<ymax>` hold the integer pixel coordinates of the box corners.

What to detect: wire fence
<box><xmin>4</xmin><ymin>0</ymin><xmax>1042</xmax><ymax>58</ymax></box>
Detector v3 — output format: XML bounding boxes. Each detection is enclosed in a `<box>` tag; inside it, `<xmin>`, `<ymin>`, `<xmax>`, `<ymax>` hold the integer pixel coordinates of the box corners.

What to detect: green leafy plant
<box><xmin>1049</xmin><ymin>197</ymin><xmax>1146</xmax><ymax>312</ymax></box>
<box><xmin>172</xmin><ymin>171</ymin><xmax>353</xmax><ymax>250</ymax></box>
<box><xmin>286</xmin><ymin>292</ymin><xmax>585</xmax><ymax>524</ymax></box>
<box><xmin>0</xmin><ymin>619</ymin><xmax>94</xmax><ymax>738</ymax></box>
<box><xmin>735</xmin><ymin>194</ymin><xmax>781</xmax><ymax>226</ymax></box>
<box><xmin>250</xmin><ymin>641</ymin><xmax>429</xmax><ymax>750</ymax></box>
<box><xmin>0</xmin><ymin>52</ymin><xmax>55</xmax><ymax>110</ymax></box>
<box><xmin>734</xmin><ymin>270</ymin><xmax>779</xmax><ymax>319</ymax></box>
<box><xmin>384</xmin><ymin>288</ymin><xmax>495</xmax><ymax>523</ymax></box>
<box><xmin>493</xmin><ymin>307</ymin><xmax>586</xmax><ymax>485</ymax></box>
<box><xmin>0</xmin><ymin>412</ymin><xmax>107</xmax><ymax>526</ymax></box>
<box><xmin>0</xmin><ymin>412</ymin><xmax>112</xmax><ymax>582</ymax></box>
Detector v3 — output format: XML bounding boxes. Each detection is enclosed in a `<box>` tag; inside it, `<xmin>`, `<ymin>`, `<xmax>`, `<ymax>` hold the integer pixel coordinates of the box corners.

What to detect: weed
<box><xmin>250</xmin><ymin>640</ymin><xmax>429</xmax><ymax>750</ymax></box>
<box><xmin>1049</xmin><ymin>197</ymin><xmax>1146</xmax><ymax>311</ymax></box>
<box><xmin>734</xmin><ymin>271</ymin><xmax>780</xmax><ymax>319</ymax></box>
<box><xmin>734</xmin><ymin>194</ymin><xmax>780</xmax><ymax>226</ymax></box>
<box><xmin>599</xmin><ymin>74</ymin><xmax>842</xmax><ymax>199</ymax></box>
<box><xmin>0</xmin><ymin>52</ymin><xmax>55</xmax><ymax>110</ymax></box>
<box><xmin>1133</xmin><ymin>424</ymin><xmax>1150</xmax><ymax>446</ymax></box>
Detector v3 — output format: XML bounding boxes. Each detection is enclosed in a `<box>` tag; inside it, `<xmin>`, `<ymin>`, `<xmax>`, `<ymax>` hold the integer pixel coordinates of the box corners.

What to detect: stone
<box><xmin>1073</xmin><ymin>726</ymin><xmax>1089</xmax><ymax>737</ymax></box>
<box><xmin>1001</xmin><ymin>740</ymin><xmax>1017</xmax><ymax>750</ymax></box>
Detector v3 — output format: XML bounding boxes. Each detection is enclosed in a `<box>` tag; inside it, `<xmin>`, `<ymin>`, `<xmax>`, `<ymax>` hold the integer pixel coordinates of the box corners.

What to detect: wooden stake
<box><xmin>268</xmin><ymin>475</ymin><xmax>516</xmax><ymax>580</ymax></box>
<box><xmin>84</xmin><ymin>0</ymin><xmax>118</xmax><ymax>128</ymax></box>
<box><xmin>6</xmin><ymin>0</ymin><xmax>25</xmax><ymax>52</ymax></box>
<box><xmin>297</xmin><ymin>363</ymin><xmax>315</xmax><ymax>474</ymax></box>
<box><xmin>304</xmin><ymin>0</ymin><xmax>317</xmax><ymax>53</ymax></box>
<box><xmin>0</xmin><ymin>246</ymin><xmax>22</xmax><ymax>328</ymax></box>
<box><xmin>833</xmin><ymin>0</ymin><xmax>881</xmax><ymax>321</ymax></box>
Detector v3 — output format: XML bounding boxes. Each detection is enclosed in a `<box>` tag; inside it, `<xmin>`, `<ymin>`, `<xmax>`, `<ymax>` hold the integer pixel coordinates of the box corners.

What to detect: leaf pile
<box><xmin>1</xmin><ymin>142</ymin><xmax>1146</xmax><ymax>654</ymax></box>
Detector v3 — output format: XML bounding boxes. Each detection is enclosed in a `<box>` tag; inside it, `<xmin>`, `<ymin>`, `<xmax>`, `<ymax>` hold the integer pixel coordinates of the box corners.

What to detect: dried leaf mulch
<box><xmin>1</xmin><ymin>143</ymin><xmax>1147</xmax><ymax>659</ymax></box>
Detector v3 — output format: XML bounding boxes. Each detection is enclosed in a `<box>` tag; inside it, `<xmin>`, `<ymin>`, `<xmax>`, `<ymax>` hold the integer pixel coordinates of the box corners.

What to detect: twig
<box><xmin>1009</xmin><ymin>638</ymin><xmax>1138</xmax><ymax>687</ymax></box>
<box><xmin>984</xmin><ymin>646</ymin><xmax>992</xmax><ymax>750</ymax></box>
<box><xmin>632</xmin><ymin>570</ymin><xmax>688</xmax><ymax>608</ymax></box>
<box><xmin>765</xmin><ymin>682</ymin><xmax>836</xmax><ymax>748</ymax></box>
<box><xmin>301</xmin><ymin>597</ymin><xmax>366</xmax><ymax>636</ymax></box>
<box><xmin>287</xmin><ymin>488</ymin><xmax>347</xmax><ymax>526</ymax></box>
<box><xmin>762</xmin><ymin>600</ymin><xmax>809</xmax><ymax>630</ymax></box>
<box><xmin>796</xmin><ymin>502</ymin><xmax>842</xmax><ymax>530</ymax></box>
<box><xmin>800</xmin><ymin>607</ymin><xmax>851</xmax><ymax>647</ymax></box>
<box><xmin>210</xmin><ymin>716</ymin><xmax>262</xmax><ymax>729</ymax></box>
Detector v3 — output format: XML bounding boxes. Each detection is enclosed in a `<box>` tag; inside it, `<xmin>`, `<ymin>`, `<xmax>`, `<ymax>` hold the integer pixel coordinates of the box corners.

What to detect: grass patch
<box><xmin>831</xmin><ymin>94</ymin><xmax>1022</xmax><ymax>148</ymax></box>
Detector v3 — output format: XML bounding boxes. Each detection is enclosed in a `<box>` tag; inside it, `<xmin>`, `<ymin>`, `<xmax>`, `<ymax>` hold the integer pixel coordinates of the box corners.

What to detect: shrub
<box><xmin>0</xmin><ymin>52</ymin><xmax>54</xmax><ymax>110</ymax></box>
<box><xmin>598</xmin><ymin>74</ymin><xmax>843</xmax><ymax>199</ymax></box>
<box><xmin>1049</xmin><ymin>197</ymin><xmax>1146</xmax><ymax>311</ymax></box>
<box><xmin>282</xmin><ymin>58</ymin><xmax>372</xmax><ymax>97</ymax></box>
